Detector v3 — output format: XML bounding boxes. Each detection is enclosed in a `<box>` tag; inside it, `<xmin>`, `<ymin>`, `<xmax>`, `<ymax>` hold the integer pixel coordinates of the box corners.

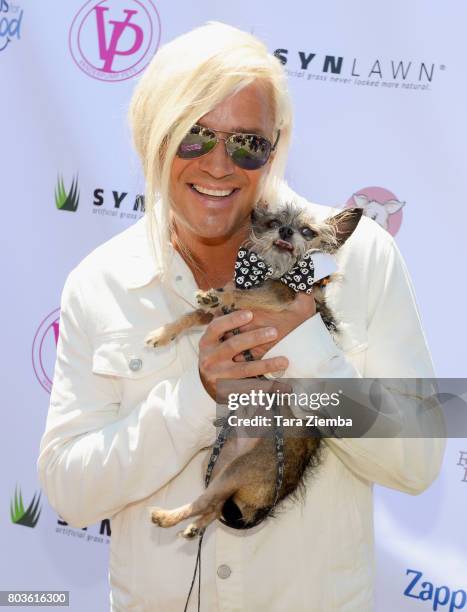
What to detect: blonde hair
<box><xmin>128</xmin><ymin>21</ymin><xmax>293</xmax><ymax>276</ymax></box>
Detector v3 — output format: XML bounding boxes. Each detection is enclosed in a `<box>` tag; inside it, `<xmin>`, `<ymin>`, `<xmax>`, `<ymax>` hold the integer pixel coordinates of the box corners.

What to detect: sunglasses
<box><xmin>177</xmin><ymin>124</ymin><xmax>280</xmax><ymax>170</ymax></box>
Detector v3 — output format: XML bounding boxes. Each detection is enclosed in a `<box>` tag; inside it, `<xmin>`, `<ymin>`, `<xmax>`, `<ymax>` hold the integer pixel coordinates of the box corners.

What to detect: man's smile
<box><xmin>186</xmin><ymin>183</ymin><xmax>242</xmax><ymax>209</ymax></box>
<box><xmin>189</xmin><ymin>183</ymin><xmax>239</xmax><ymax>199</ymax></box>
<box><xmin>190</xmin><ymin>183</ymin><xmax>239</xmax><ymax>198</ymax></box>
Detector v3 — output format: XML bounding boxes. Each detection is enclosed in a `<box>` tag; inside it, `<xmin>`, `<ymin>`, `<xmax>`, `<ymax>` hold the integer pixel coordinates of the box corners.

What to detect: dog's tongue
<box><xmin>274</xmin><ymin>239</ymin><xmax>294</xmax><ymax>251</ymax></box>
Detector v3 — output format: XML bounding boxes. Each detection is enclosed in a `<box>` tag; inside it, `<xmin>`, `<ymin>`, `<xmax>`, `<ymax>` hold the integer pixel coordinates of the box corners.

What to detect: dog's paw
<box><xmin>178</xmin><ymin>523</ymin><xmax>200</xmax><ymax>539</ymax></box>
<box><xmin>144</xmin><ymin>327</ymin><xmax>176</xmax><ymax>348</ymax></box>
<box><xmin>150</xmin><ymin>507</ymin><xmax>170</xmax><ymax>527</ymax></box>
<box><xmin>196</xmin><ymin>289</ymin><xmax>220</xmax><ymax>309</ymax></box>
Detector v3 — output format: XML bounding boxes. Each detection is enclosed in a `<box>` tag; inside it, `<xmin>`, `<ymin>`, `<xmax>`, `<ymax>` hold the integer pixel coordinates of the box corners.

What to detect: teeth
<box><xmin>192</xmin><ymin>184</ymin><xmax>234</xmax><ymax>197</ymax></box>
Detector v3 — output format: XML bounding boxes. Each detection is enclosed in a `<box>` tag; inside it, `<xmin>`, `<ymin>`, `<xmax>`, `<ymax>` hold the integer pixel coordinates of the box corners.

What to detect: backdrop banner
<box><xmin>1</xmin><ymin>1</ymin><xmax>466</xmax><ymax>610</ymax></box>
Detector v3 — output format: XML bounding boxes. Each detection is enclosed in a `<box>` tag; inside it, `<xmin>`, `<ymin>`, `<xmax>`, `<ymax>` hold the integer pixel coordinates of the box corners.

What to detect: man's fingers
<box><xmin>201</xmin><ymin>310</ymin><xmax>253</xmax><ymax>345</ymax></box>
<box><xmin>233</xmin><ymin>346</ymin><xmax>271</xmax><ymax>362</ymax></box>
<box><xmin>216</xmin><ymin>327</ymin><xmax>278</xmax><ymax>360</ymax></box>
<box><xmin>226</xmin><ymin>357</ymin><xmax>289</xmax><ymax>380</ymax></box>
<box><xmin>232</xmin><ymin>322</ymin><xmax>255</xmax><ymax>335</ymax></box>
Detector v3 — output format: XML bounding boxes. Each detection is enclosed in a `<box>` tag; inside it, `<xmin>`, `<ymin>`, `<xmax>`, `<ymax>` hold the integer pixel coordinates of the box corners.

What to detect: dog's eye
<box><xmin>267</xmin><ymin>219</ymin><xmax>281</xmax><ymax>229</ymax></box>
<box><xmin>301</xmin><ymin>227</ymin><xmax>316</xmax><ymax>239</ymax></box>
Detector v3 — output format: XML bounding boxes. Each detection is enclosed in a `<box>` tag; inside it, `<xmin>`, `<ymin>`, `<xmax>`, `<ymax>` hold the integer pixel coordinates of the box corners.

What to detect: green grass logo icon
<box><xmin>55</xmin><ymin>175</ymin><xmax>79</xmax><ymax>212</ymax></box>
<box><xmin>10</xmin><ymin>486</ymin><xmax>42</xmax><ymax>528</ymax></box>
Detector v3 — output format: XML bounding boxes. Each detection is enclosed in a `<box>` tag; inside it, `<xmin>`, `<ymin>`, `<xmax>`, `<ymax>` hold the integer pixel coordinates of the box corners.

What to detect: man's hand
<box><xmin>199</xmin><ymin>309</ymin><xmax>289</xmax><ymax>399</ymax></box>
<box><xmin>231</xmin><ymin>292</ymin><xmax>317</xmax><ymax>361</ymax></box>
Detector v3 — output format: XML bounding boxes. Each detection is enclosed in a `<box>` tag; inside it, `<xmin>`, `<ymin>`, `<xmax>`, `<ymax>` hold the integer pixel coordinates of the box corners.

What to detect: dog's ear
<box><xmin>327</xmin><ymin>208</ymin><xmax>363</xmax><ymax>248</ymax></box>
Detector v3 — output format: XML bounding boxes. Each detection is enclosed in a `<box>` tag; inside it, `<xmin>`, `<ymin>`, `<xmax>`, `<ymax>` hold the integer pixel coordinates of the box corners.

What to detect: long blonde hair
<box><xmin>128</xmin><ymin>21</ymin><xmax>293</xmax><ymax>276</ymax></box>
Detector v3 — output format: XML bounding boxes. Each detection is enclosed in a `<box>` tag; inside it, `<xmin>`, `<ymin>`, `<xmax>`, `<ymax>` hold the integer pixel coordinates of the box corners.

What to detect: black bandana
<box><xmin>234</xmin><ymin>248</ymin><xmax>316</xmax><ymax>294</ymax></box>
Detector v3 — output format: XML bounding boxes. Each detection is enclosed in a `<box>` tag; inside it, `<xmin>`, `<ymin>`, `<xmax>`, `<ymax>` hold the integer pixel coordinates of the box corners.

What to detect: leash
<box><xmin>183</xmin><ymin>527</ymin><xmax>204</xmax><ymax>612</ymax></box>
<box><xmin>183</xmin><ymin>305</ymin><xmax>285</xmax><ymax>610</ymax></box>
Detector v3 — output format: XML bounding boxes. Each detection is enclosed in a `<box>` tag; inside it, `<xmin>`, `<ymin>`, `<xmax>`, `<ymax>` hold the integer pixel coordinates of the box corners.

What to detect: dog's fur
<box><xmin>145</xmin><ymin>203</ymin><xmax>362</xmax><ymax>538</ymax></box>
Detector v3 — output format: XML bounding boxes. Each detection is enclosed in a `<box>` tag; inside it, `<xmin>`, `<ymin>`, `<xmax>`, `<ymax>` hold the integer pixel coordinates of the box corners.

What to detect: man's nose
<box><xmin>197</xmin><ymin>138</ymin><xmax>235</xmax><ymax>177</ymax></box>
<box><xmin>279</xmin><ymin>226</ymin><xmax>294</xmax><ymax>240</ymax></box>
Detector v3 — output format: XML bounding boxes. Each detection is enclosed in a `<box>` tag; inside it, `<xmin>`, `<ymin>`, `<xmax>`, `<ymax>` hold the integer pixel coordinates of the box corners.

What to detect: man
<box><xmin>38</xmin><ymin>22</ymin><xmax>445</xmax><ymax>611</ymax></box>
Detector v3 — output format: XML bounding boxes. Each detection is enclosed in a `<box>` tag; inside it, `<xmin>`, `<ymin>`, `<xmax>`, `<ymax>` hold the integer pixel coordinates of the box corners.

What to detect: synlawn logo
<box><xmin>55</xmin><ymin>175</ymin><xmax>79</xmax><ymax>212</ymax></box>
<box><xmin>10</xmin><ymin>486</ymin><xmax>41</xmax><ymax>528</ymax></box>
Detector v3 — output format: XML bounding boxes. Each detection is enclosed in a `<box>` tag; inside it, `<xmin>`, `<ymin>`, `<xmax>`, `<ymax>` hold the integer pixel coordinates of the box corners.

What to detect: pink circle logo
<box><xmin>69</xmin><ymin>0</ymin><xmax>161</xmax><ymax>82</ymax></box>
<box><xmin>346</xmin><ymin>186</ymin><xmax>405</xmax><ymax>236</ymax></box>
<box><xmin>32</xmin><ymin>308</ymin><xmax>60</xmax><ymax>394</ymax></box>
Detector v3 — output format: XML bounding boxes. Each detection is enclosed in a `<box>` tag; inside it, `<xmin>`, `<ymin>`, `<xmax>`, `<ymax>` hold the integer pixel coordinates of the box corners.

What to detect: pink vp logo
<box><xmin>69</xmin><ymin>0</ymin><xmax>161</xmax><ymax>82</ymax></box>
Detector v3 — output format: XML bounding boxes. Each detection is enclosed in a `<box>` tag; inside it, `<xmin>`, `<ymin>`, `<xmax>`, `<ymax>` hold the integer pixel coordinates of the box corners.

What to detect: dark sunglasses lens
<box><xmin>226</xmin><ymin>134</ymin><xmax>271</xmax><ymax>170</ymax></box>
<box><xmin>177</xmin><ymin>126</ymin><xmax>217</xmax><ymax>159</ymax></box>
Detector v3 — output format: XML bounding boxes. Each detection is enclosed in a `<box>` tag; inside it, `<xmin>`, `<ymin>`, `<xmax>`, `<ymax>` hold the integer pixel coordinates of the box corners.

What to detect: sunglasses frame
<box><xmin>177</xmin><ymin>123</ymin><xmax>281</xmax><ymax>170</ymax></box>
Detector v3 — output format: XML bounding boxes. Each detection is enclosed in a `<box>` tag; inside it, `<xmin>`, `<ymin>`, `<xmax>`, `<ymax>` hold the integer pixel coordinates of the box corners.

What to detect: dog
<box><xmin>145</xmin><ymin>202</ymin><xmax>362</xmax><ymax>538</ymax></box>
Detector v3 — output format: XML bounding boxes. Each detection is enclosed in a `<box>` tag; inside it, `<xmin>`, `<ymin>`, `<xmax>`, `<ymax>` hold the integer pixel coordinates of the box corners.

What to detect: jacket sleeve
<box><xmin>37</xmin><ymin>270</ymin><xmax>216</xmax><ymax>528</ymax></box>
<box><xmin>265</xmin><ymin>230</ymin><xmax>446</xmax><ymax>494</ymax></box>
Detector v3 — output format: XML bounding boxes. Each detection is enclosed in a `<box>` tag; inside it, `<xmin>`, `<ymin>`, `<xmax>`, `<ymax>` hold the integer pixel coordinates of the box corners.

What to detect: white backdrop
<box><xmin>1</xmin><ymin>0</ymin><xmax>466</xmax><ymax>610</ymax></box>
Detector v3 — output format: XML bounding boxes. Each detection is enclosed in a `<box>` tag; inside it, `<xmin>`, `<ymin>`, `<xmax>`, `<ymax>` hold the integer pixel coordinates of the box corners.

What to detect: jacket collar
<box><xmin>123</xmin><ymin>204</ymin><xmax>166</xmax><ymax>290</ymax></box>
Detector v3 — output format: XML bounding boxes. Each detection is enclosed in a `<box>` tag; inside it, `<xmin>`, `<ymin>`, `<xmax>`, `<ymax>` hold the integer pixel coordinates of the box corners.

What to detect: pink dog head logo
<box><xmin>347</xmin><ymin>187</ymin><xmax>405</xmax><ymax>235</ymax></box>
<box><xmin>69</xmin><ymin>0</ymin><xmax>161</xmax><ymax>82</ymax></box>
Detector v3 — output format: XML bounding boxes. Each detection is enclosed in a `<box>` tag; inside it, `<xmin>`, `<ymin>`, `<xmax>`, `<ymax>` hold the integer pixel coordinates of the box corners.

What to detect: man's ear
<box><xmin>326</xmin><ymin>207</ymin><xmax>363</xmax><ymax>248</ymax></box>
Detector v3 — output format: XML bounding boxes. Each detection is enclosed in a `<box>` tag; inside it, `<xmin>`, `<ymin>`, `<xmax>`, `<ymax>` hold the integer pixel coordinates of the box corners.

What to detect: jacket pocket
<box><xmin>92</xmin><ymin>332</ymin><xmax>177</xmax><ymax>380</ymax></box>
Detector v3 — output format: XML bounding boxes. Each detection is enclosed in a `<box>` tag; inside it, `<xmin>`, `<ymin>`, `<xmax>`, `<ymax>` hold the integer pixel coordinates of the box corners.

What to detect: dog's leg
<box><xmin>179</xmin><ymin>511</ymin><xmax>219</xmax><ymax>539</ymax></box>
<box><xmin>147</xmin><ymin>282</ymin><xmax>295</xmax><ymax>349</ymax></box>
<box><xmin>149</xmin><ymin>480</ymin><xmax>233</xmax><ymax>534</ymax></box>
<box><xmin>196</xmin><ymin>282</ymin><xmax>295</xmax><ymax>314</ymax></box>
<box><xmin>150</xmin><ymin>459</ymin><xmax>246</xmax><ymax>536</ymax></box>
<box><xmin>145</xmin><ymin>309</ymin><xmax>213</xmax><ymax>347</ymax></box>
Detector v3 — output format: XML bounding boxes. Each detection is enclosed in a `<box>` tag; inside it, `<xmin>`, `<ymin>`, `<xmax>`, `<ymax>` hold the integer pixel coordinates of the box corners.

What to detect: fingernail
<box><xmin>240</xmin><ymin>311</ymin><xmax>252</xmax><ymax>322</ymax></box>
<box><xmin>265</xmin><ymin>327</ymin><xmax>277</xmax><ymax>338</ymax></box>
<box><xmin>276</xmin><ymin>358</ymin><xmax>288</xmax><ymax>369</ymax></box>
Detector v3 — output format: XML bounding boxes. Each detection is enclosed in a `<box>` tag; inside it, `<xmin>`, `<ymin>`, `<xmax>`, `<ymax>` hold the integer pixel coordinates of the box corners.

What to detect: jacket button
<box><xmin>129</xmin><ymin>358</ymin><xmax>143</xmax><ymax>371</ymax></box>
<box><xmin>217</xmin><ymin>564</ymin><xmax>231</xmax><ymax>579</ymax></box>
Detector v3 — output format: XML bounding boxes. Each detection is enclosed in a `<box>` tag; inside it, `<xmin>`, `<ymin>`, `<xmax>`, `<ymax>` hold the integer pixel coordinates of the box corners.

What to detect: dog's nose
<box><xmin>279</xmin><ymin>226</ymin><xmax>294</xmax><ymax>240</ymax></box>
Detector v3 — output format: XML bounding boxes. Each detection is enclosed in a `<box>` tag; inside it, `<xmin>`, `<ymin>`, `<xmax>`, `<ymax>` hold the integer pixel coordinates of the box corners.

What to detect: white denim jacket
<box><xmin>37</xmin><ymin>191</ymin><xmax>445</xmax><ymax>612</ymax></box>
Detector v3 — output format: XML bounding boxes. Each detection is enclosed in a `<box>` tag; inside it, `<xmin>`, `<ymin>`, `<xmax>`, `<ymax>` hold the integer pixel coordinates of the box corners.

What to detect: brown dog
<box><xmin>146</xmin><ymin>203</ymin><xmax>362</xmax><ymax>537</ymax></box>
